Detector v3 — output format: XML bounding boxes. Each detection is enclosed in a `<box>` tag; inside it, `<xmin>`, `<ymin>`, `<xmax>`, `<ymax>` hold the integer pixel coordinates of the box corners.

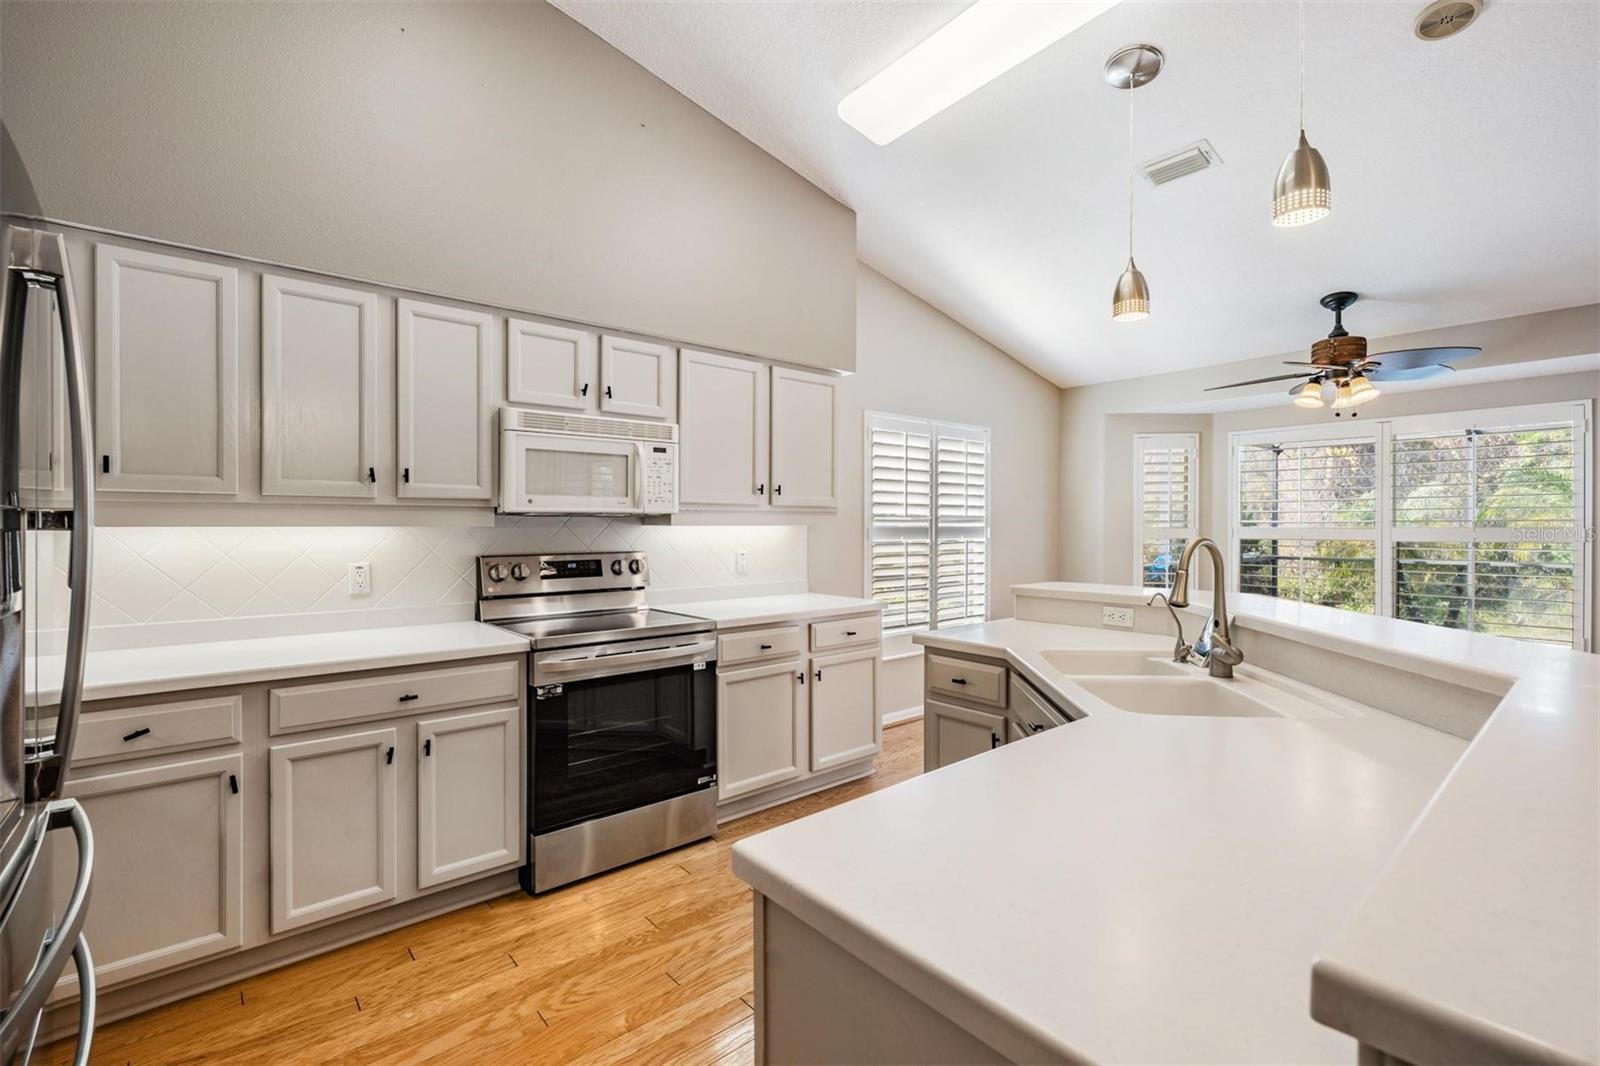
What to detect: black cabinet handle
<box><xmin>1030</xmin><ymin>723</ymin><xmax>1045</xmax><ymax>733</ymax></box>
<box><xmin>101</xmin><ymin>455</ymin><xmax>110</xmax><ymax>474</ymax></box>
<box><xmin>991</xmin><ymin>733</ymin><xmax>1000</xmax><ymax>748</ymax></box>
<box><xmin>845</xmin><ymin>630</ymin><xmax>857</xmax><ymax>637</ymax></box>
<box><xmin>402</xmin><ymin>467</ymin><xmax>410</xmax><ymax>483</ymax></box>
<box><xmin>605</xmin><ymin>385</ymin><xmax>613</xmax><ymax>399</ymax></box>
<box><xmin>775</xmin><ymin>484</ymin><xmax>783</xmax><ymax>496</ymax></box>
<box><xmin>385</xmin><ymin>746</ymin><xmax>394</xmax><ymax>765</ymax></box>
<box><xmin>229</xmin><ymin>773</ymin><xmax>239</xmax><ymax>795</ymax></box>
<box><xmin>950</xmin><ymin>677</ymin><xmax>968</xmax><ymax>685</ymax></box>
<box><xmin>367</xmin><ymin>467</ymin><xmax>376</xmax><ymax>483</ymax></box>
<box><xmin>423</xmin><ymin>738</ymin><xmax>432</xmax><ymax>757</ymax></box>
<box><xmin>759</xmin><ymin>643</ymin><xmax>773</xmax><ymax>651</ymax></box>
<box><xmin>756</xmin><ymin>483</ymin><xmax>765</xmax><ymax>495</ymax></box>
<box><xmin>814</xmin><ymin>668</ymin><xmax>822</xmax><ymax>682</ymax></box>
<box><xmin>797</xmin><ymin>671</ymin><xmax>805</xmax><ymax>685</ymax></box>
<box><xmin>121</xmin><ymin>727</ymin><xmax>151</xmax><ymax>742</ymax></box>
<box><xmin>398</xmin><ymin>693</ymin><xmax>419</xmax><ymax>703</ymax></box>
<box><xmin>581</xmin><ymin>383</ymin><xmax>589</xmax><ymax>396</ymax></box>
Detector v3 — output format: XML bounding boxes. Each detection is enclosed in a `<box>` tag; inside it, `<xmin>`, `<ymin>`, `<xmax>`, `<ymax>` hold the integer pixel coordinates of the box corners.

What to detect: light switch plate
<box><xmin>348</xmin><ymin>562</ymin><xmax>371</xmax><ymax>596</ymax></box>
<box><xmin>1102</xmin><ymin>605</ymin><xmax>1134</xmax><ymax>629</ymax></box>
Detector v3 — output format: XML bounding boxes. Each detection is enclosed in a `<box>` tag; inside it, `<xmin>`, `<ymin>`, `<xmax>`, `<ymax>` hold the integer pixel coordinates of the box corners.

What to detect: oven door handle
<box><xmin>535</xmin><ymin>637</ymin><xmax>715</xmax><ymax>684</ymax></box>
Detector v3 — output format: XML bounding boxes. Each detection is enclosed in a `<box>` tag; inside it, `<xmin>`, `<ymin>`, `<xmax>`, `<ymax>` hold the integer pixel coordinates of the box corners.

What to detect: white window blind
<box><xmin>867</xmin><ymin>413</ymin><xmax>989</xmax><ymax>631</ymax></box>
<box><xmin>1134</xmin><ymin>434</ymin><xmax>1198</xmax><ymax>588</ymax></box>
<box><xmin>1231</xmin><ymin>402</ymin><xmax>1591</xmax><ymax>649</ymax></box>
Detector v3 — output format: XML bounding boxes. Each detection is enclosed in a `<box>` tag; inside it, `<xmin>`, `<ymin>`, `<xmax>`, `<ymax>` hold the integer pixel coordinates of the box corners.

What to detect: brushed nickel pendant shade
<box><xmin>1106</xmin><ymin>44</ymin><xmax>1162</xmax><ymax>322</ymax></box>
<box><xmin>1272</xmin><ymin>3</ymin><xmax>1332</xmax><ymax>227</ymax></box>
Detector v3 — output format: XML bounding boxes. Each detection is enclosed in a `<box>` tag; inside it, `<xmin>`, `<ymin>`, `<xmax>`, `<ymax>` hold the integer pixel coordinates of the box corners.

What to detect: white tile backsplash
<box><xmin>25</xmin><ymin>519</ymin><xmax>807</xmax><ymax>648</ymax></box>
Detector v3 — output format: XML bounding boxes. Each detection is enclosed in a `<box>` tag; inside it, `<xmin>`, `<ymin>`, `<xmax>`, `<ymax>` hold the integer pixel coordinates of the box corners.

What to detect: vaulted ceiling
<box><xmin>554</xmin><ymin>0</ymin><xmax>1600</xmax><ymax>387</ymax></box>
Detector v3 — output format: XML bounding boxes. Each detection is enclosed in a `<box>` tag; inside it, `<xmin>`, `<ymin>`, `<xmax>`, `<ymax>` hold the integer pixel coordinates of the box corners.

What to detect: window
<box><xmin>1135</xmin><ymin>434</ymin><xmax>1199</xmax><ymax>588</ymax></box>
<box><xmin>1230</xmin><ymin>402</ymin><xmax>1591</xmax><ymax>648</ymax></box>
<box><xmin>866</xmin><ymin>413</ymin><xmax>989</xmax><ymax>630</ymax></box>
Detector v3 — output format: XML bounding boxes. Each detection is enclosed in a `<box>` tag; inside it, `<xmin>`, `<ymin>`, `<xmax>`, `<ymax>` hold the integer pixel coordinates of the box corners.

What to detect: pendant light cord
<box><xmin>1127</xmin><ymin>82</ymin><xmax>1135</xmax><ymax>260</ymax></box>
<box><xmin>1298</xmin><ymin>0</ymin><xmax>1306</xmax><ymax>132</ymax></box>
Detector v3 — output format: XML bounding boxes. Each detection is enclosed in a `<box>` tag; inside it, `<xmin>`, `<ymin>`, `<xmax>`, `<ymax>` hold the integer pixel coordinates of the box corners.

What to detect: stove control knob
<box><xmin>487</xmin><ymin>563</ymin><xmax>508</xmax><ymax>583</ymax></box>
<box><xmin>628</xmin><ymin>559</ymin><xmax>643</xmax><ymax>575</ymax></box>
<box><xmin>610</xmin><ymin>559</ymin><xmax>624</xmax><ymax>576</ymax></box>
<box><xmin>510</xmin><ymin>563</ymin><xmax>530</xmax><ymax>581</ymax></box>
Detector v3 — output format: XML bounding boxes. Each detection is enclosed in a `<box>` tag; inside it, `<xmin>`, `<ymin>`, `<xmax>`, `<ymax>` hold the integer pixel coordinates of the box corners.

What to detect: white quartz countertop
<box><xmin>669</xmin><ymin>592</ymin><xmax>881</xmax><ymax>629</ymax></box>
<box><xmin>733</xmin><ymin>616</ymin><xmax>1473</xmax><ymax>1064</ymax></box>
<box><xmin>29</xmin><ymin>622</ymin><xmax>531</xmax><ymax>705</ymax></box>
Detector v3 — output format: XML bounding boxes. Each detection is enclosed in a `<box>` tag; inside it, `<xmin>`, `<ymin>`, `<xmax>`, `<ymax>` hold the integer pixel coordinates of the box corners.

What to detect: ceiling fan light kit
<box><xmin>1105</xmin><ymin>43</ymin><xmax>1163</xmax><ymax>323</ymax></box>
<box><xmin>1272</xmin><ymin>1</ymin><xmax>1333</xmax><ymax>227</ymax></box>
<box><xmin>1292</xmin><ymin>380</ymin><xmax>1326</xmax><ymax>408</ymax></box>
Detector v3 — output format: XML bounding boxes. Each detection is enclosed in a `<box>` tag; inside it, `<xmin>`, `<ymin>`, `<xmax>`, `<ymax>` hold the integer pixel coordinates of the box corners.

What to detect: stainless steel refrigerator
<box><xmin>0</xmin><ymin>224</ymin><xmax>96</xmax><ymax>1063</ymax></box>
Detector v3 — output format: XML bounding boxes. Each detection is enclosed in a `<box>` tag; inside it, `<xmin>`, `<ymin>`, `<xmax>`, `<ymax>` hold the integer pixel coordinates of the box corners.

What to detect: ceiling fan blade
<box><xmin>1281</xmin><ymin>360</ymin><xmax>1325</xmax><ymax>367</ymax></box>
<box><xmin>1204</xmin><ymin>372</ymin><xmax>1316</xmax><ymax>391</ymax></box>
<box><xmin>1368</xmin><ymin>363</ymin><xmax>1457</xmax><ymax>382</ymax></box>
<box><xmin>1367</xmin><ymin>345</ymin><xmax>1482</xmax><ymax>371</ymax></box>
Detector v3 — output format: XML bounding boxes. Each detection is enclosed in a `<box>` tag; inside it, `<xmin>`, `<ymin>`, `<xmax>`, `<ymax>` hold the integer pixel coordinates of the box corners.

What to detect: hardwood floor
<box><xmin>44</xmin><ymin>719</ymin><xmax>924</xmax><ymax>1066</ymax></box>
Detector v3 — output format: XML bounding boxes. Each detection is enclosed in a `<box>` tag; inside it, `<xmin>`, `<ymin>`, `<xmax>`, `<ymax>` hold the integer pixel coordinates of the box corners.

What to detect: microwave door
<box><xmin>503</xmin><ymin>434</ymin><xmax>637</xmax><ymax>515</ymax></box>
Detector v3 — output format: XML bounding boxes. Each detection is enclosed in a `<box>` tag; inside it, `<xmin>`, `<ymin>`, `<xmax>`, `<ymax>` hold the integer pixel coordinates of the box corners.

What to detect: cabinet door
<box><xmin>507</xmin><ymin>318</ymin><xmax>597</xmax><ymax>411</ymax></box>
<box><xmin>678</xmin><ymin>349</ymin><xmax>768</xmax><ymax>508</ymax></box>
<box><xmin>269</xmin><ymin>728</ymin><xmax>398</xmax><ymax>933</ymax></box>
<box><xmin>417</xmin><ymin>707</ymin><xmax>521</xmax><ymax>889</ymax></box>
<box><xmin>261</xmin><ymin>274</ymin><xmax>378</xmax><ymax>498</ymax></box>
<box><xmin>717</xmin><ymin>660</ymin><xmax>804</xmax><ymax>801</ymax></box>
<box><xmin>769</xmin><ymin>367</ymin><xmax>837</xmax><ymax>509</ymax></box>
<box><xmin>599</xmin><ymin>335</ymin><xmax>676</xmax><ymax>420</ymax></box>
<box><xmin>924</xmin><ymin>698</ymin><xmax>1004</xmax><ymax>773</ymax></box>
<box><xmin>94</xmin><ymin>243</ymin><xmax>239</xmax><ymax>493</ymax></box>
<box><xmin>52</xmin><ymin>753</ymin><xmax>243</xmax><ymax>994</ymax></box>
<box><xmin>809</xmin><ymin>649</ymin><xmax>881</xmax><ymax>772</ymax></box>
<box><xmin>397</xmin><ymin>298</ymin><xmax>494</xmax><ymax>499</ymax></box>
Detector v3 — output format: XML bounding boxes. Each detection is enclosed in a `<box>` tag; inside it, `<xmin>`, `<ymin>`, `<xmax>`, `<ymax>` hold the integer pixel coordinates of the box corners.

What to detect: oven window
<box><xmin>523</xmin><ymin>448</ymin><xmax>629</xmax><ymax>499</ymax></box>
<box><xmin>533</xmin><ymin>661</ymin><xmax>715</xmax><ymax>835</ymax></box>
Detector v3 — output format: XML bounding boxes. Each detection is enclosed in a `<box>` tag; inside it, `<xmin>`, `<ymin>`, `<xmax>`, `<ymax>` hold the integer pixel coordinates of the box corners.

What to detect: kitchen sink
<box><xmin>1071</xmin><ymin>677</ymin><xmax>1285</xmax><ymax>718</ymax></box>
<box><xmin>1040</xmin><ymin>650</ymin><xmax>1190</xmax><ymax>676</ymax></box>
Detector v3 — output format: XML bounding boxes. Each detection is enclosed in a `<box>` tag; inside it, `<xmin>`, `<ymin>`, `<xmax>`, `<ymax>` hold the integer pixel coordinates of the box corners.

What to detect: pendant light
<box><xmin>1272</xmin><ymin>3</ymin><xmax>1332</xmax><ymax>227</ymax></box>
<box><xmin>1105</xmin><ymin>44</ymin><xmax>1162</xmax><ymax>321</ymax></box>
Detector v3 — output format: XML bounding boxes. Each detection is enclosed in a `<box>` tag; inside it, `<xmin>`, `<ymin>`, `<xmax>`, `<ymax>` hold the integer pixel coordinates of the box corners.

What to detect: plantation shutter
<box><xmin>934</xmin><ymin>426</ymin><xmax>989</xmax><ymax>627</ymax></box>
<box><xmin>1135</xmin><ymin>434</ymin><xmax>1198</xmax><ymax>588</ymax></box>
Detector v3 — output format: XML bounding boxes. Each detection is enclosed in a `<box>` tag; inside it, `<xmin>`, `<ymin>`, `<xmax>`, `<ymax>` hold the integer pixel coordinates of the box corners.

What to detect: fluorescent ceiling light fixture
<box><xmin>838</xmin><ymin>0</ymin><xmax>1122</xmax><ymax>145</ymax></box>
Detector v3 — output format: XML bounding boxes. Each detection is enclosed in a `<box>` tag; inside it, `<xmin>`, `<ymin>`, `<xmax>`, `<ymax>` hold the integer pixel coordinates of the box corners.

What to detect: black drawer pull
<box><xmin>759</xmin><ymin>643</ymin><xmax>773</xmax><ymax>651</ymax></box>
<box><xmin>949</xmin><ymin>676</ymin><xmax>968</xmax><ymax>685</ymax></box>
<box><xmin>385</xmin><ymin>746</ymin><xmax>394</xmax><ymax>765</ymax></box>
<box><xmin>423</xmin><ymin>738</ymin><xmax>432</xmax><ymax>757</ymax></box>
<box><xmin>228</xmin><ymin>773</ymin><xmax>239</xmax><ymax>795</ymax></box>
<box><xmin>1029</xmin><ymin>722</ymin><xmax>1045</xmax><ymax>733</ymax></box>
<box><xmin>398</xmin><ymin>693</ymin><xmax>420</xmax><ymax>703</ymax></box>
<box><xmin>844</xmin><ymin>630</ymin><xmax>857</xmax><ymax>637</ymax></box>
<box><xmin>121</xmin><ymin>727</ymin><xmax>151</xmax><ymax>742</ymax></box>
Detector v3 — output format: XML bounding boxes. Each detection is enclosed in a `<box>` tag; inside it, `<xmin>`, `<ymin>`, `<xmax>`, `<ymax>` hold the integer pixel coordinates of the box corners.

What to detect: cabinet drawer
<box><xmin>925</xmin><ymin>654</ymin><xmax>1007</xmax><ymax>709</ymax></box>
<box><xmin>718</xmin><ymin>624</ymin><xmax>802</xmax><ymax>668</ymax></box>
<box><xmin>72</xmin><ymin>695</ymin><xmax>243</xmax><ymax>766</ymax></box>
<box><xmin>270</xmin><ymin>659</ymin><xmax>520</xmax><ymax>735</ymax></box>
<box><xmin>809</xmin><ymin>614</ymin><xmax>880</xmax><ymax>653</ymax></box>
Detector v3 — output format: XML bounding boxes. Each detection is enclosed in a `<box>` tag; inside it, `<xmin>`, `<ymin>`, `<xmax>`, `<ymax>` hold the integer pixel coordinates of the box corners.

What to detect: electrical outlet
<box><xmin>1102</xmin><ymin>605</ymin><xmax>1135</xmax><ymax>629</ymax></box>
<box><xmin>735</xmin><ymin>550</ymin><xmax>751</xmax><ymax>576</ymax></box>
<box><xmin>348</xmin><ymin>562</ymin><xmax>371</xmax><ymax>596</ymax></box>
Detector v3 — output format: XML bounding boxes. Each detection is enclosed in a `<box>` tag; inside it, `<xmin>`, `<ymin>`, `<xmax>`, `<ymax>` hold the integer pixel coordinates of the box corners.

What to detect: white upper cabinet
<box><xmin>507</xmin><ymin>318</ymin><xmax>598</xmax><ymax>411</ymax></box>
<box><xmin>678</xmin><ymin>349</ymin><xmax>769</xmax><ymax>508</ymax></box>
<box><xmin>261</xmin><ymin>275</ymin><xmax>378</xmax><ymax>498</ymax></box>
<box><xmin>599</xmin><ymin>335</ymin><xmax>676</xmax><ymax>420</ymax></box>
<box><xmin>94</xmin><ymin>243</ymin><xmax>239</xmax><ymax>494</ymax></box>
<box><xmin>769</xmin><ymin>367</ymin><xmax>838</xmax><ymax>509</ymax></box>
<box><xmin>397</xmin><ymin>298</ymin><xmax>494</xmax><ymax>500</ymax></box>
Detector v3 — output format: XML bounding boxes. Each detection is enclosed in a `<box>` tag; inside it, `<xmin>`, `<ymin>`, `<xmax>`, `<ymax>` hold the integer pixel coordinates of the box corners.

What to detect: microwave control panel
<box><xmin>641</xmin><ymin>444</ymin><xmax>678</xmax><ymax>514</ymax></box>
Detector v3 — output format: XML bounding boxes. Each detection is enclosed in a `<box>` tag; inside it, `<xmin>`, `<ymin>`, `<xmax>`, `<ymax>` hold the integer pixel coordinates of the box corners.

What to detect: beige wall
<box><xmin>0</xmin><ymin>1</ymin><xmax>856</xmax><ymax>371</ymax></box>
<box><xmin>804</xmin><ymin>265</ymin><xmax>1062</xmax><ymax>612</ymax></box>
<box><xmin>1059</xmin><ymin>305</ymin><xmax>1600</xmax><ymax>615</ymax></box>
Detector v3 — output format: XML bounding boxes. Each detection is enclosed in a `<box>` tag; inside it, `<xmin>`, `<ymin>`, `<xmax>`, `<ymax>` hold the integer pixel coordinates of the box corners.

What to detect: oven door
<box><xmin>499</xmin><ymin>432</ymin><xmax>640</xmax><ymax>515</ymax></box>
<box><xmin>531</xmin><ymin>637</ymin><xmax>716</xmax><ymax>837</ymax></box>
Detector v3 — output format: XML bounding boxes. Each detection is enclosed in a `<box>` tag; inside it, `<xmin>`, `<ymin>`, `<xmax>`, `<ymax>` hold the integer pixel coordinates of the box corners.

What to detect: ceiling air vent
<box><xmin>1140</xmin><ymin>139</ymin><xmax>1222</xmax><ymax>186</ymax></box>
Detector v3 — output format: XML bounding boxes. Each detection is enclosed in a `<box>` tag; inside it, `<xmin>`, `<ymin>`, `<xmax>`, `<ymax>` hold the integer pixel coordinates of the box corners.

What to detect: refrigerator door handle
<box><xmin>0</xmin><ymin>799</ymin><xmax>94</xmax><ymax>1054</ymax></box>
<box><xmin>64</xmin><ymin>934</ymin><xmax>96</xmax><ymax>1066</ymax></box>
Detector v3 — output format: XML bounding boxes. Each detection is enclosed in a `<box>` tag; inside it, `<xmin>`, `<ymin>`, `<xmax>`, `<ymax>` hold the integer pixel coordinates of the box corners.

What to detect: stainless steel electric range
<box><xmin>476</xmin><ymin>552</ymin><xmax>717</xmax><ymax>894</ymax></box>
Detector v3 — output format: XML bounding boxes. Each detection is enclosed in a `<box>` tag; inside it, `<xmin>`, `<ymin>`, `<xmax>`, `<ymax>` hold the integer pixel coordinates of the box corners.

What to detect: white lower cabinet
<box><xmin>53</xmin><ymin>753</ymin><xmax>244</xmax><ymax>993</ymax></box>
<box><xmin>268</xmin><ymin>727</ymin><xmax>399</xmax><ymax>933</ymax></box>
<box><xmin>717</xmin><ymin>659</ymin><xmax>805</xmax><ymax>801</ymax></box>
<box><xmin>924</xmin><ymin>699</ymin><xmax>1005</xmax><ymax>772</ymax></box>
<box><xmin>416</xmin><ymin>707</ymin><xmax>522</xmax><ymax>889</ymax></box>
<box><xmin>809</xmin><ymin>649</ymin><xmax>881</xmax><ymax>772</ymax></box>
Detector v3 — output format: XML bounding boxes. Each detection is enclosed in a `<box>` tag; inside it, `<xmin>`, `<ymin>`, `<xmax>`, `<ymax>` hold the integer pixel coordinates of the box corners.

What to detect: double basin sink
<box><xmin>1038</xmin><ymin>650</ymin><xmax>1346</xmax><ymax>720</ymax></box>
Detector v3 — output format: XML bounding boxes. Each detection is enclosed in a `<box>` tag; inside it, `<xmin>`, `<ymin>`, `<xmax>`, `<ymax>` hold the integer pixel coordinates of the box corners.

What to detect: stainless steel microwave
<box><xmin>498</xmin><ymin>408</ymin><xmax>678</xmax><ymax>515</ymax></box>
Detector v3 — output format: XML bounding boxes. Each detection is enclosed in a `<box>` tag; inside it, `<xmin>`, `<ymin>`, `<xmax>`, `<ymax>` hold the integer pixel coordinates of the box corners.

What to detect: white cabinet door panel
<box><xmin>261</xmin><ymin>274</ymin><xmax>378</xmax><ymax>497</ymax></box>
<box><xmin>717</xmin><ymin>660</ymin><xmax>804</xmax><ymax>801</ymax></box>
<box><xmin>809</xmin><ymin>649</ymin><xmax>880</xmax><ymax>772</ymax></box>
<box><xmin>269</xmin><ymin>728</ymin><xmax>398</xmax><ymax>933</ymax></box>
<box><xmin>397</xmin><ymin>298</ymin><xmax>493</xmax><ymax>499</ymax></box>
<box><xmin>924</xmin><ymin>699</ymin><xmax>1004</xmax><ymax>772</ymax></box>
<box><xmin>599</xmin><ymin>335</ymin><xmax>676</xmax><ymax>420</ymax></box>
<box><xmin>508</xmin><ymin>318</ymin><xmax>597</xmax><ymax>411</ymax></box>
<box><xmin>51</xmin><ymin>753</ymin><xmax>243</xmax><ymax>994</ymax></box>
<box><xmin>94</xmin><ymin>243</ymin><xmax>238</xmax><ymax>493</ymax></box>
<box><xmin>678</xmin><ymin>349</ymin><xmax>768</xmax><ymax>508</ymax></box>
<box><xmin>769</xmin><ymin>367</ymin><xmax>837</xmax><ymax>509</ymax></box>
<box><xmin>417</xmin><ymin>706</ymin><xmax>521</xmax><ymax>889</ymax></box>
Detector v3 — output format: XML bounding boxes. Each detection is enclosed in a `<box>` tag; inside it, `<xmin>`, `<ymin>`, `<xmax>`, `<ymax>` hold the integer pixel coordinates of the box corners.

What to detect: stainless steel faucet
<box><xmin>1146</xmin><ymin>591</ymin><xmax>1191</xmax><ymax>663</ymax></box>
<box><xmin>1165</xmin><ymin>537</ymin><xmax>1244</xmax><ymax>679</ymax></box>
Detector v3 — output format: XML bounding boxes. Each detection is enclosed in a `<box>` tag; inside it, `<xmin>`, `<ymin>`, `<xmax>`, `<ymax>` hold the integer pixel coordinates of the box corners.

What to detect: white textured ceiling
<box><xmin>552</xmin><ymin>0</ymin><xmax>1600</xmax><ymax>387</ymax></box>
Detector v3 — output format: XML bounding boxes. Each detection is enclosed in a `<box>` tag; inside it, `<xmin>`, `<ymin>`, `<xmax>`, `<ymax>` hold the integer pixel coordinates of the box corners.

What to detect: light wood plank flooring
<box><xmin>44</xmin><ymin>719</ymin><xmax>924</xmax><ymax>1066</ymax></box>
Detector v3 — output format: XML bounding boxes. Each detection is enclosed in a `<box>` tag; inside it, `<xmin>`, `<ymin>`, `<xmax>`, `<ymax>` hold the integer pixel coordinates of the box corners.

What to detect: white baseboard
<box><xmin>883</xmin><ymin>704</ymin><xmax>923</xmax><ymax>727</ymax></box>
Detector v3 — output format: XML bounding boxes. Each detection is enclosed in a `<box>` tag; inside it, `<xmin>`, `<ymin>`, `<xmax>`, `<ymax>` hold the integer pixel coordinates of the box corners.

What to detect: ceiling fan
<box><xmin>1206</xmin><ymin>292</ymin><xmax>1481</xmax><ymax>412</ymax></box>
